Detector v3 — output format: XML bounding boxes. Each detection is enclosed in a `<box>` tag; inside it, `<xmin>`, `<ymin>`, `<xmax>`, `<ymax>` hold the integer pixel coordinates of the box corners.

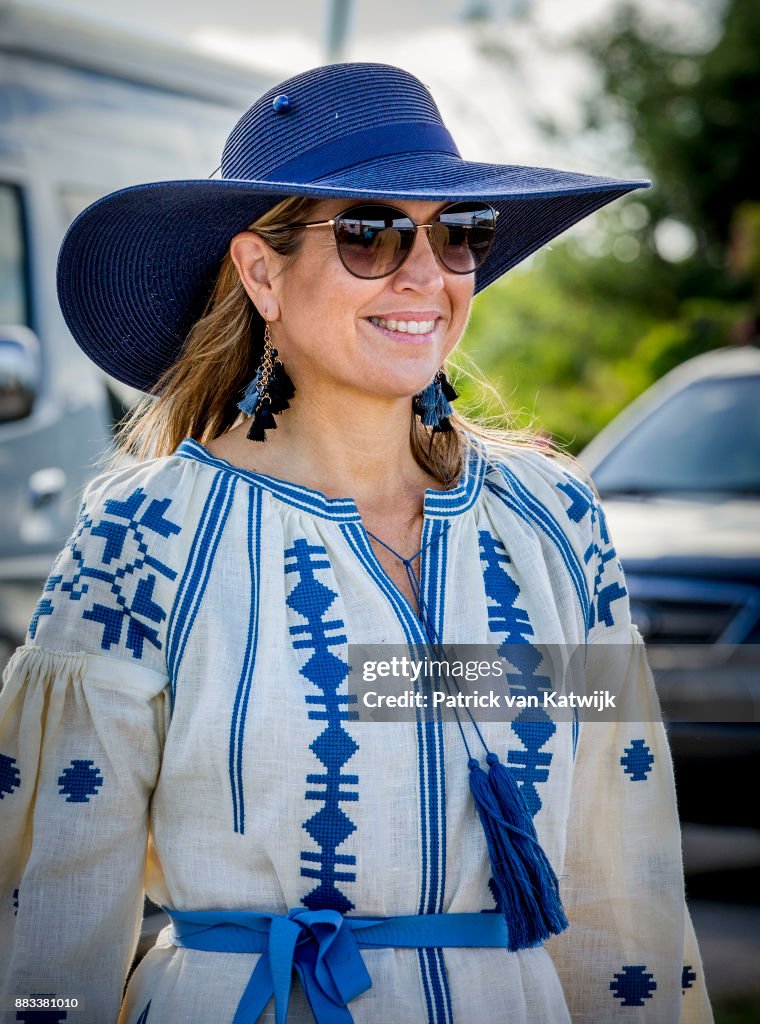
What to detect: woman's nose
<box><xmin>393</xmin><ymin>226</ymin><xmax>445</xmax><ymax>291</ymax></box>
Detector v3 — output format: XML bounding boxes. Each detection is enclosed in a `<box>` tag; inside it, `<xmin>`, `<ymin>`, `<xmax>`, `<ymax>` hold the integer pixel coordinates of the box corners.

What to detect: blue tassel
<box><xmin>414</xmin><ymin>373</ymin><xmax>455</xmax><ymax>429</ymax></box>
<box><xmin>468</xmin><ymin>754</ymin><xmax>568</xmax><ymax>951</ymax></box>
<box><xmin>237</xmin><ymin>369</ymin><xmax>264</xmax><ymax>416</ymax></box>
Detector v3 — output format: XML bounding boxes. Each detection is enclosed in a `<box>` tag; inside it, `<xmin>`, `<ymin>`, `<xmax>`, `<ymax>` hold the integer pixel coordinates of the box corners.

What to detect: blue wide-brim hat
<box><xmin>57</xmin><ymin>62</ymin><xmax>650</xmax><ymax>393</ymax></box>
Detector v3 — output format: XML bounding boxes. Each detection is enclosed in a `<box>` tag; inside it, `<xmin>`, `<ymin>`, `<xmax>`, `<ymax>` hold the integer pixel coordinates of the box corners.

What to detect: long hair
<box><xmin>113</xmin><ymin>195</ymin><xmax>595</xmax><ymax>492</ymax></box>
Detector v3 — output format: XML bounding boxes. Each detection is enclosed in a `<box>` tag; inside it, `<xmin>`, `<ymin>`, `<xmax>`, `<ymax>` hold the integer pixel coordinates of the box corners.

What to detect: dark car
<box><xmin>578</xmin><ymin>345</ymin><xmax>760</xmax><ymax>827</ymax></box>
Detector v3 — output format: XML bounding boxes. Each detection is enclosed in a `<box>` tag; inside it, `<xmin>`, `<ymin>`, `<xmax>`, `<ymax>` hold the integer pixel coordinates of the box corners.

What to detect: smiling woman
<box><xmin>0</xmin><ymin>62</ymin><xmax>714</xmax><ymax>1024</ymax></box>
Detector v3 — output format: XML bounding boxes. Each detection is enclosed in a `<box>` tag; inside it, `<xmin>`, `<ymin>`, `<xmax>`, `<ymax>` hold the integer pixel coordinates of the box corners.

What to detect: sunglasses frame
<box><xmin>284</xmin><ymin>201</ymin><xmax>499</xmax><ymax>280</ymax></box>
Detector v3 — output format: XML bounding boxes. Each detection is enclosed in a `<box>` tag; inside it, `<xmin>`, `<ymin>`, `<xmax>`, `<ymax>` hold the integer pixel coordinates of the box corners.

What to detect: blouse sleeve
<box><xmin>0</xmin><ymin>470</ymin><xmax>177</xmax><ymax>1024</ymax></box>
<box><xmin>544</xmin><ymin>488</ymin><xmax>714</xmax><ymax>1022</ymax></box>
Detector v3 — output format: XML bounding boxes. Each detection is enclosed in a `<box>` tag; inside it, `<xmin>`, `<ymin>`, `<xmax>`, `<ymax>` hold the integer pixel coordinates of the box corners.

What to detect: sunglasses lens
<box><xmin>431</xmin><ymin>203</ymin><xmax>496</xmax><ymax>273</ymax></box>
<box><xmin>334</xmin><ymin>206</ymin><xmax>415</xmax><ymax>278</ymax></box>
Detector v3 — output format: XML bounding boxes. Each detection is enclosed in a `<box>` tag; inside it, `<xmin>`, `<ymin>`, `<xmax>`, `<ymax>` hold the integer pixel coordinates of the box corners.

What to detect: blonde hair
<box><xmin>113</xmin><ymin>195</ymin><xmax>595</xmax><ymax>493</ymax></box>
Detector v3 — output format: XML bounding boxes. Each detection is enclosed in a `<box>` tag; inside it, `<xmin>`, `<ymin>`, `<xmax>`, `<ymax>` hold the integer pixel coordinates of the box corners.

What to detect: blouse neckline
<box><xmin>174</xmin><ymin>437</ymin><xmax>488</xmax><ymax>522</ymax></box>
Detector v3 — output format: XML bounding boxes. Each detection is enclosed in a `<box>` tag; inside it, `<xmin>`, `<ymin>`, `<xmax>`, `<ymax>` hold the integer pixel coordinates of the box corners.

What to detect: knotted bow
<box><xmin>164</xmin><ymin>905</ymin><xmax>510</xmax><ymax>1024</ymax></box>
<box><xmin>166</xmin><ymin>906</ymin><xmax>371</xmax><ymax>1024</ymax></box>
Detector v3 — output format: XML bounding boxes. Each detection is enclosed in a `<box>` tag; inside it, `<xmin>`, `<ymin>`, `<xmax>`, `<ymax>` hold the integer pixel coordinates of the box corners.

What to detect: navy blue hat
<box><xmin>57</xmin><ymin>62</ymin><xmax>649</xmax><ymax>393</ymax></box>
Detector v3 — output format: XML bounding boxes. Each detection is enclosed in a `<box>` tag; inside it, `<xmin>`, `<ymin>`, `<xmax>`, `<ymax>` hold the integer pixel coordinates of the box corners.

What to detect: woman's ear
<box><xmin>229</xmin><ymin>231</ymin><xmax>282</xmax><ymax>321</ymax></box>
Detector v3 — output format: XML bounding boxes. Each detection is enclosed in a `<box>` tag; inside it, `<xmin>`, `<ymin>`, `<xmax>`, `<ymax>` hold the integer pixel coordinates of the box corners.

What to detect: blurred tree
<box><xmin>462</xmin><ymin>0</ymin><xmax>759</xmax><ymax>451</ymax></box>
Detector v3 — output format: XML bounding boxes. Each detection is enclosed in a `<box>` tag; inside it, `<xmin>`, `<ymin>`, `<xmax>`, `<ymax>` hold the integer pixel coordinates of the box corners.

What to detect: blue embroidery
<box><xmin>340</xmin><ymin>521</ymin><xmax>454</xmax><ymax>1024</ymax></box>
<box><xmin>682</xmin><ymin>964</ymin><xmax>697</xmax><ymax>993</ymax></box>
<box><xmin>135</xmin><ymin>1001</ymin><xmax>152</xmax><ymax>1023</ymax></box>
<box><xmin>479</xmin><ymin>531</ymin><xmax>555</xmax><ymax>817</ymax></box>
<box><xmin>285</xmin><ymin>538</ymin><xmax>358</xmax><ymax>914</ymax></box>
<box><xmin>0</xmin><ymin>752</ymin><xmax>21</xmax><ymax>798</ymax></box>
<box><xmin>29</xmin><ymin>488</ymin><xmax>180</xmax><ymax>660</ymax></box>
<box><xmin>57</xmin><ymin>759</ymin><xmax>104</xmax><ymax>803</ymax></box>
<box><xmin>610</xmin><ymin>965</ymin><xmax>657</xmax><ymax>1005</ymax></box>
<box><xmin>621</xmin><ymin>739</ymin><xmax>654</xmax><ymax>781</ymax></box>
<box><xmin>228</xmin><ymin>487</ymin><xmax>261</xmax><ymax>835</ymax></box>
<box><xmin>557</xmin><ymin>472</ymin><xmax>627</xmax><ymax>633</ymax></box>
<box><xmin>479</xmin><ymin>531</ymin><xmax>534</xmax><ymax>642</ymax></box>
<box><xmin>166</xmin><ymin>471</ymin><xmax>236</xmax><ymax>700</ymax></box>
<box><xmin>12</xmin><ymin>887</ymin><xmax>18</xmax><ymax>915</ymax></box>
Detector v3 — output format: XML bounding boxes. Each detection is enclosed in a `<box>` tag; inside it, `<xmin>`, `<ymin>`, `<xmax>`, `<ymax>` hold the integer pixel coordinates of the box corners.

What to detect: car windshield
<box><xmin>592</xmin><ymin>373</ymin><xmax>760</xmax><ymax>496</ymax></box>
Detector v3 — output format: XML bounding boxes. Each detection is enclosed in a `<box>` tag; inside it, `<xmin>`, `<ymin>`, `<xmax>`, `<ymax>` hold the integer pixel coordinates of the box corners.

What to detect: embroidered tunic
<box><xmin>0</xmin><ymin>437</ymin><xmax>713</xmax><ymax>1024</ymax></box>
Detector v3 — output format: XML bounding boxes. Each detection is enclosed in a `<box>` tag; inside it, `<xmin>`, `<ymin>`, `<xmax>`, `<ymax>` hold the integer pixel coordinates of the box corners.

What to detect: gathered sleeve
<box><xmin>544</xmin><ymin>487</ymin><xmax>713</xmax><ymax>1022</ymax></box>
<box><xmin>0</xmin><ymin>468</ymin><xmax>179</xmax><ymax>1023</ymax></box>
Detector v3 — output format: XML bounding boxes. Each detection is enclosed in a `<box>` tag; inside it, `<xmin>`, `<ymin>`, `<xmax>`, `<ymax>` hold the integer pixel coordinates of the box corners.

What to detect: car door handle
<box><xmin>28</xmin><ymin>466</ymin><xmax>67</xmax><ymax>508</ymax></box>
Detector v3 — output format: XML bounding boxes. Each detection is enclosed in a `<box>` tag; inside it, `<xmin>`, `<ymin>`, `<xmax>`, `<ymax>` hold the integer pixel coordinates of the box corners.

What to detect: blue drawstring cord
<box><xmin>364</xmin><ymin>521</ymin><xmax>568</xmax><ymax>950</ymax></box>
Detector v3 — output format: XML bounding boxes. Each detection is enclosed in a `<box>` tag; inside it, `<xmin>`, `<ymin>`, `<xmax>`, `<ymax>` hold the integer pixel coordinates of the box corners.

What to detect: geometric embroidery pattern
<box><xmin>0</xmin><ymin>752</ymin><xmax>21</xmax><ymax>798</ymax></box>
<box><xmin>610</xmin><ymin>965</ymin><xmax>657</xmax><ymax>1005</ymax></box>
<box><xmin>285</xmin><ymin>537</ymin><xmax>358</xmax><ymax>914</ymax></box>
<box><xmin>621</xmin><ymin>739</ymin><xmax>655</xmax><ymax>781</ymax></box>
<box><xmin>12</xmin><ymin>887</ymin><xmax>18</xmax><ymax>915</ymax></box>
<box><xmin>57</xmin><ymin>759</ymin><xmax>104</xmax><ymax>803</ymax></box>
<box><xmin>681</xmin><ymin>964</ymin><xmax>697</xmax><ymax>993</ymax></box>
<box><xmin>29</xmin><ymin>487</ymin><xmax>180</xmax><ymax>660</ymax></box>
<box><xmin>557</xmin><ymin>473</ymin><xmax>627</xmax><ymax>633</ymax></box>
<box><xmin>479</xmin><ymin>530</ymin><xmax>555</xmax><ymax>818</ymax></box>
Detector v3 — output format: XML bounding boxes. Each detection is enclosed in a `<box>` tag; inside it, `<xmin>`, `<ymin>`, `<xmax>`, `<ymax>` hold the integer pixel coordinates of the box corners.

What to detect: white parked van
<box><xmin>0</xmin><ymin>2</ymin><xmax>272</xmax><ymax>657</ymax></box>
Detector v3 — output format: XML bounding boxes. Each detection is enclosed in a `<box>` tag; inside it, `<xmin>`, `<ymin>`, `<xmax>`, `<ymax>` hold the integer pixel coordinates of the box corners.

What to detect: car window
<box><xmin>592</xmin><ymin>374</ymin><xmax>760</xmax><ymax>495</ymax></box>
<box><xmin>0</xmin><ymin>183</ymin><xmax>28</xmax><ymax>326</ymax></box>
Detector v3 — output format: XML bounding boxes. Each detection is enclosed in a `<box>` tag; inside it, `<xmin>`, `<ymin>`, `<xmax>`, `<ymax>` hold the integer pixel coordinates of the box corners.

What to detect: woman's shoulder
<box><xmin>477</xmin><ymin>437</ymin><xmax>629</xmax><ymax>638</ymax></box>
<box><xmin>24</xmin><ymin>449</ymin><xmax>206</xmax><ymax>668</ymax></box>
<box><xmin>477</xmin><ymin>438</ymin><xmax>599</xmax><ymax>519</ymax></box>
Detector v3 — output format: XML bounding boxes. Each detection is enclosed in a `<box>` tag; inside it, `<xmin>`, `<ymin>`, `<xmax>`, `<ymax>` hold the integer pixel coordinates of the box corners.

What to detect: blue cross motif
<box><xmin>0</xmin><ymin>752</ymin><xmax>21</xmax><ymax>799</ymax></box>
<box><xmin>57</xmin><ymin>759</ymin><xmax>104</xmax><ymax>803</ymax></box>
<box><xmin>621</xmin><ymin>739</ymin><xmax>655</xmax><ymax>781</ymax></box>
<box><xmin>610</xmin><ymin>964</ymin><xmax>657</xmax><ymax>1006</ymax></box>
<box><xmin>29</xmin><ymin>487</ymin><xmax>181</xmax><ymax>660</ymax></box>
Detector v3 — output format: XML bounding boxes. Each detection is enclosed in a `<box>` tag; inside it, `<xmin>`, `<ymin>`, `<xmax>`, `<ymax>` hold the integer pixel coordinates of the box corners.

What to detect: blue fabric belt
<box><xmin>163</xmin><ymin>905</ymin><xmax>508</xmax><ymax>1024</ymax></box>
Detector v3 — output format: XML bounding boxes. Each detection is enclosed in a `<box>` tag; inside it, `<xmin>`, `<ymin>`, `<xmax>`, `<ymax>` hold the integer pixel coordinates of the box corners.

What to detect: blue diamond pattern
<box><xmin>57</xmin><ymin>759</ymin><xmax>104</xmax><ymax>803</ymax></box>
<box><xmin>610</xmin><ymin>965</ymin><xmax>657</xmax><ymax>1006</ymax></box>
<box><xmin>621</xmin><ymin>739</ymin><xmax>655</xmax><ymax>781</ymax></box>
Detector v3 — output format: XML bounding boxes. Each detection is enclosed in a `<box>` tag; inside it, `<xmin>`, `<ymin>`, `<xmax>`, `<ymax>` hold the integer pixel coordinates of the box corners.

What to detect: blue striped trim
<box><xmin>485</xmin><ymin>472</ymin><xmax>590</xmax><ymax>633</ymax></box>
<box><xmin>423</xmin><ymin>441</ymin><xmax>487</xmax><ymax>519</ymax></box>
<box><xmin>166</xmin><ymin>470</ymin><xmax>237</xmax><ymax>700</ymax></box>
<box><xmin>340</xmin><ymin>521</ymin><xmax>453</xmax><ymax>1024</ymax></box>
<box><xmin>175</xmin><ymin>439</ymin><xmax>361</xmax><ymax>522</ymax></box>
<box><xmin>175</xmin><ymin>437</ymin><xmax>487</xmax><ymax>522</ymax></box>
<box><xmin>572</xmin><ymin>707</ymin><xmax>579</xmax><ymax>761</ymax></box>
<box><xmin>228</xmin><ymin>488</ymin><xmax>263</xmax><ymax>834</ymax></box>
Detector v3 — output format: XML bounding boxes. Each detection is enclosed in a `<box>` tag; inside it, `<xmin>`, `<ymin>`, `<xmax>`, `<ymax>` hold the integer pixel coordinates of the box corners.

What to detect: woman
<box><xmin>0</xmin><ymin>63</ymin><xmax>712</xmax><ymax>1023</ymax></box>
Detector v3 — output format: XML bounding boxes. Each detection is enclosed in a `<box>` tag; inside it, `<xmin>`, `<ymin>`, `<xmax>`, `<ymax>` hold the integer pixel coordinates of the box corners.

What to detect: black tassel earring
<box><xmin>237</xmin><ymin>320</ymin><xmax>296</xmax><ymax>441</ymax></box>
<box><xmin>412</xmin><ymin>368</ymin><xmax>459</xmax><ymax>434</ymax></box>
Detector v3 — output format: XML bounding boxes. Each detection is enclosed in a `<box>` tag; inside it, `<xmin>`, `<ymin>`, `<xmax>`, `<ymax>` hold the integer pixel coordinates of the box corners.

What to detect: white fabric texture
<box><xmin>0</xmin><ymin>436</ymin><xmax>713</xmax><ymax>1023</ymax></box>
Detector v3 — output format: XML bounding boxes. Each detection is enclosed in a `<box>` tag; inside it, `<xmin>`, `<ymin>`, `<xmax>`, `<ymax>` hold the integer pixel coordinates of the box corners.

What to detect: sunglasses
<box><xmin>286</xmin><ymin>201</ymin><xmax>499</xmax><ymax>279</ymax></box>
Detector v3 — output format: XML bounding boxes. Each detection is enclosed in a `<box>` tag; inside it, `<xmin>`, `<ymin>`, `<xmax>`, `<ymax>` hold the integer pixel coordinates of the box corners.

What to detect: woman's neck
<box><xmin>208</xmin><ymin>390</ymin><xmax>441</xmax><ymax>509</ymax></box>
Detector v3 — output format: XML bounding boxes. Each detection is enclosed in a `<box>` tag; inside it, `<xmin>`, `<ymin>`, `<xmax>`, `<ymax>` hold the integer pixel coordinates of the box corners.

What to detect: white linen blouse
<box><xmin>0</xmin><ymin>435</ymin><xmax>713</xmax><ymax>1023</ymax></box>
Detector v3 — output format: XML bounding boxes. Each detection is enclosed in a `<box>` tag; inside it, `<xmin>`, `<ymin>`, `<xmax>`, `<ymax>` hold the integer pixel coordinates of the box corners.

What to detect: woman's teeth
<box><xmin>368</xmin><ymin>317</ymin><xmax>436</xmax><ymax>335</ymax></box>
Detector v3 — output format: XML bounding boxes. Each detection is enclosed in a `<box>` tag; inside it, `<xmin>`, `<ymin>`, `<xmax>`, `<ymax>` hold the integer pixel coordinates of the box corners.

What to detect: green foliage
<box><xmin>465</xmin><ymin>0</ymin><xmax>759</xmax><ymax>453</ymax></box>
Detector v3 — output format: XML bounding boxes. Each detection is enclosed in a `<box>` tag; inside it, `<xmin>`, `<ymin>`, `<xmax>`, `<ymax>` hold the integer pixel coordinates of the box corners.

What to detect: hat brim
<box><xmin>57</xmin><ymin>152</ymin><xmax>649</xmax><ymax>392</ymax></box>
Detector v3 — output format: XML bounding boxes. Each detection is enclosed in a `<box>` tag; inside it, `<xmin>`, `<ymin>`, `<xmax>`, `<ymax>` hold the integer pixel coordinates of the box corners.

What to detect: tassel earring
<box><xmin>237</xmin><ymin>320</ymin><xmax>295</xmax><ymax>441</ymax></box>
<box><xmin>413</xmin><ymin>369</ymin><xmax>459</xmax><ymax>434</ymax></box>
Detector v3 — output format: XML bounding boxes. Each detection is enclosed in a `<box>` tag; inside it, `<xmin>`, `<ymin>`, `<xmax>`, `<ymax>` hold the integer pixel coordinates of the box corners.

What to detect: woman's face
<box><xmin>233</xmin><ymin>198</ymin><xmax>475</xmax><ymax>403</ymax></box>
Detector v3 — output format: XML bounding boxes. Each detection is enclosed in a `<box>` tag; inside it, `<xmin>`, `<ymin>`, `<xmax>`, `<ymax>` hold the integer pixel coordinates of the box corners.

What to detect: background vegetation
<box><xmin>457</xmin><ymin>0</ymin><xmax>760</xmax><ymax>453</ymax></box>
